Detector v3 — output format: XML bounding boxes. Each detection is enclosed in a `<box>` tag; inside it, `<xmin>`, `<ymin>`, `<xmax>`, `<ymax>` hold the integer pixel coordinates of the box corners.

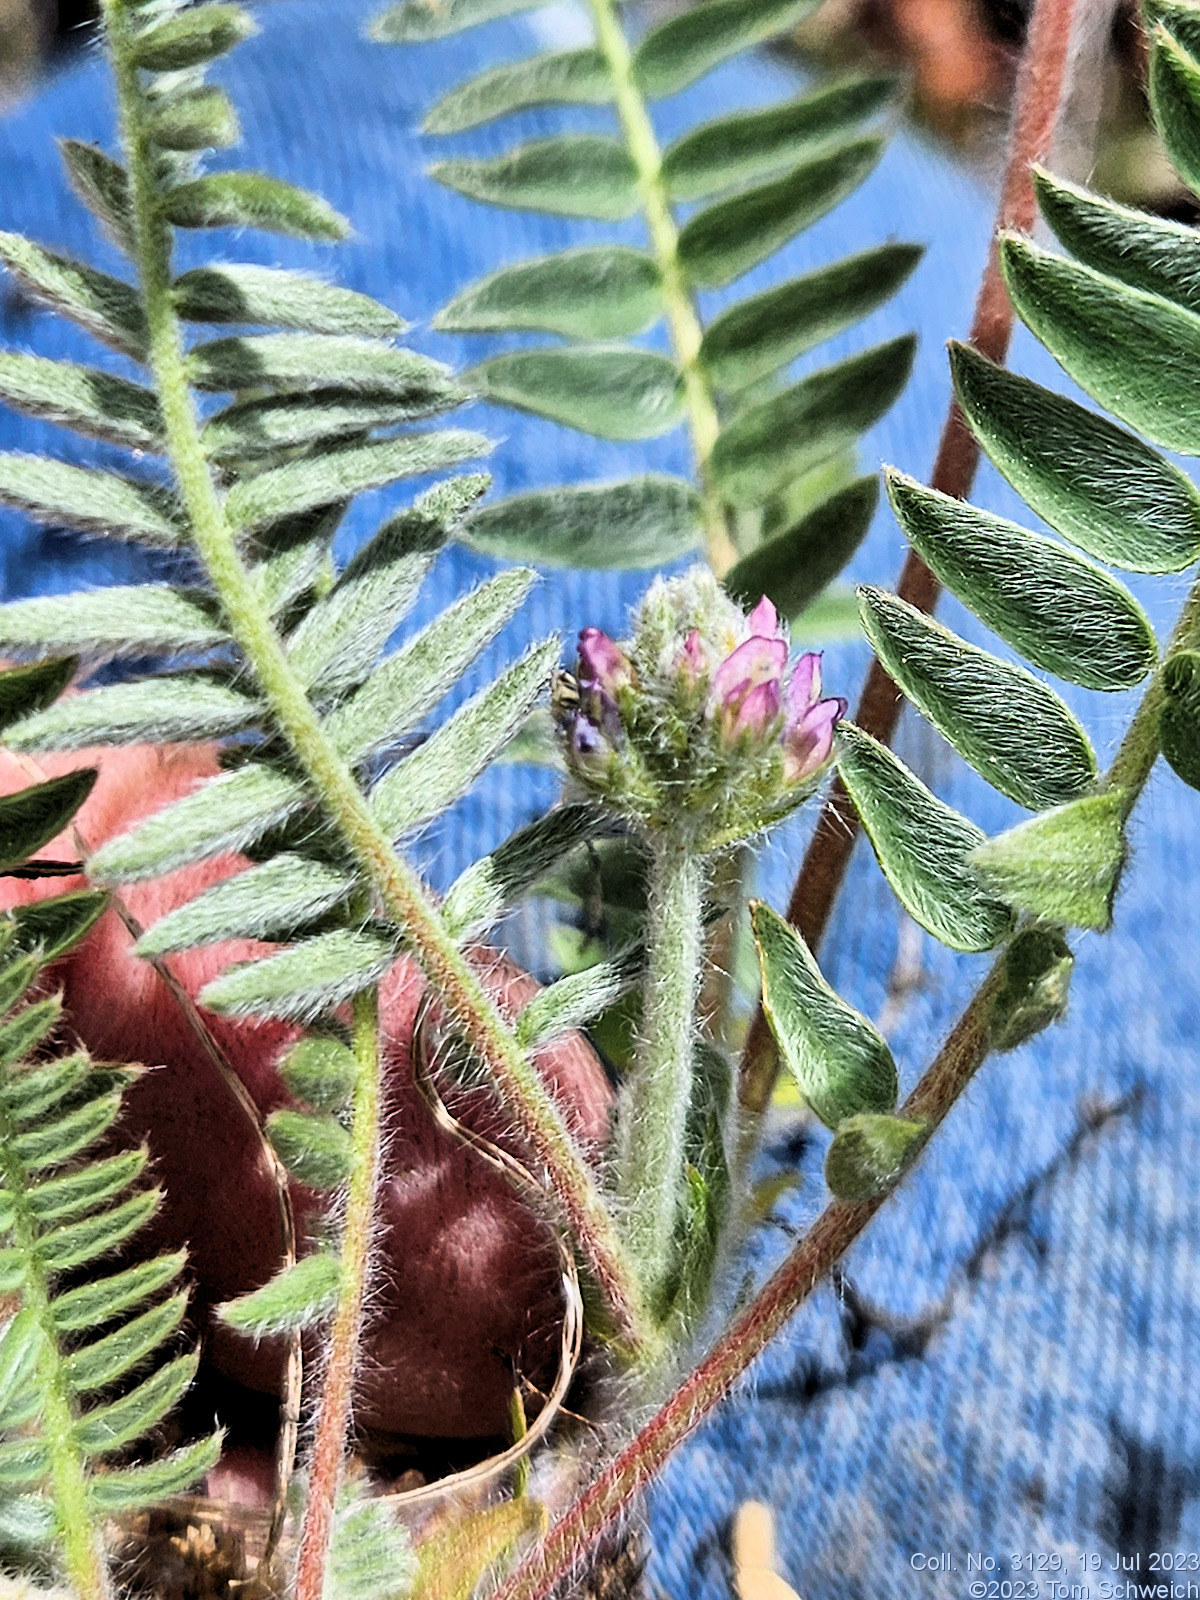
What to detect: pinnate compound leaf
<box><xmin>87</xmin><ymin>1436</ymin><xmax>222</xmax><ymax>1513</ymax></box>
<box><xmin>824</xmin><ymin>1113</ymin><xmax>929</xmax><ymax>1202</ymax></box>
<box><xmin>370</xmin><ymin>638</ymin><xmax>560</xmax><ymax>839</ymax></box>
<box><xmin>148</xmin><ymin>85</ymin><xmax>240</xmax><ymax>152</ymax></box>
<box><xmin>950</xmin><ymin>342</ymin><xmax>1200</xmax><ymax>574</ymax></box>
<box><xmin>161</xmin><ymin>173</ymin><xmax>349</xmax><ymax>240</ymax></box>
<box><xmin>1150</xmin><ymin>20</ymin><xmax>1200</xmax><ymax>198</ymax></box>
<box><xmin>175</xmin><ymin>264</ymin><xmax>405</xmax><ymax>337</ymax></box>
<box><xmin>836</xmin><ymin>723</ymin><xmax>1015</xmax><ymax>952</ymax></box>
<box><xmin>0</xmin><ymin>658</ymin><xmax>78</xmax><ymax>735</ymax></box>
<box><xmin>0</xmin><ymin>586</ymin><xmax>226</xmax><ymax>658</ymax></box>
<box><xmin>278</xmin><ymin>1037</ymin><xmax>357</xmax><ymax>1114</ymax></box>
<box><xmin>220</xmin><ymin>1253</ymin><xmax>342</xmax><ymax>1337</ymax></box>
<box><xmin>59</xmin><ymin>141</ymin><xmax>135</xmax><ymax>254</ymax></box>
<box><xmin>463</xmin><ymin>475</ymin><xmax>701</xmax><ymax>567</ymax></box>
<box><xmin>710</xmin><ymin>338</ymin><xmax>915</xmax><ymax>507</ymax></box>
<box><xmin>1001</xmin><ymin>234</ymin><xmax>1200</xmax><ymax>456</ymax></box>
<box><xmin>633</xmin><ymin>0</ymin><xmax>819</xmax><ymax>99</ymax></box>
<box><xmin>662</xmin><ymin>73</ymin><xmax>898</xmax><ymax>201</ymax></box>
<box><xmin>724</xmin><ymin>477</ymin><xmax>877</xmax><ymax>621</ymax></box>
<box><xmin>678</xmin><ymin>138</ymin><xmax>884</xmax><ymax>288</ymax></box>
<box><xmin>0</xmin><ymin>772</ymin><xmax>97</xmax><ymax>873</ymax></box>
<box><xmin>467</xmin><ymin>346</ymin><xmax>683</xmax><ymax>441</ymax></box>
<box><xmin>970</xmin><ymin>790</ymin><xmax>1127</xmax><ymax>931</ymax></box>
<box><xmin>370</xmin><ymin>0</ymin><xmax>545</xmax><ymax>42</ymax></box>
<box><xmin>223</xmin><ymin>433</ymin><xmax>489</xmax><ymax>531</ymax></box>
<box><xmin>425</xmin><ymin>48</ymin><xmax>612</xmax><ymax>133</ymax></box>
<box><xmin>1161</xmin><ymin>649</ymin><xmax>1200</xmax><ymax>791</ymax></box>
<box><xmin>701</xmin><ymin>243</ymin><xmax>921</xmax><ymax>392</ymax></box>
<box><xmin>267</xmin><ymin>1109</ymin><xmax>353</xmax><ymax>1189</ymax></box>
<box><xmin>130</xmin><ymin>3</ymin><xmax>256</xmax><ymax>69</ymax></box>
<box><xmin>442</xmin><ymin>802</ymin><xmax>610</xmax><ymax>943</ymax></box>
<box><xmin>885</xmin><ymin>470</ymin><xmax>1157</xmax><ymax>689</ymax></box>
<box><xmin>200</xmin><ymin>930</ymin><xmax>399</xmax><ymax>1021</ymax></box>
<box><xmin>987</xmin><ymin>925</ymin><xmax>1074</xmax><ymax>1053</ymax></box>
<box><xmin>0</xmin><ymin>352</ymin><xmax>162</xmax><ymax>453</ymax></box>
<box><xmin>0</xmin><ymin>454</ymin><xmax>182</xmax><ymax>545</ymax></box>
<box><xmin>751</xmin><ymin>898</ymin><xmax>897</xmax><ymax>1130</ymax></box>
<box><xmin>434</xmin><ymin>246</ymin><xmax>661</xmax><ymax>339</ymax></box>
<box><xmin>857</xmin><ymin>586</ymin><xmax>1097</xmax><ymax>812</ymax></box>
<box><xmin>431</xmin><ymin>136</ymin><xmax>639</xmax><ymax>220</ymax></box>
<box><xmin>516</xmin><ymin>944</ymin><xmax>642</xmax><ymax>1048</ymax></box>
<box><xmin>0</xmin><ymin>234</ymin><xmax>147</xmax><ymax>358</ymax></box>
<box><xmin>4</xmin><ymin>678</ymin><xmax>260</xmax><ymax>752</ymax></box>
<box><xmin>136</xmin><ymin>853</ymin><xmax>354</xmax><ymax>955</ymax></box>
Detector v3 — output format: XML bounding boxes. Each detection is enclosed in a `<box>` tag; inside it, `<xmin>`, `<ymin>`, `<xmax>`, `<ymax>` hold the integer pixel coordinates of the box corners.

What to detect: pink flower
<box><xmin>709</xmin><ymin>597</ymin><xmax>789</xmax><ymax>740</ymax></box>
<box><xmin>782</xmin><ymin>651</ymin><xmax>846</xmax><ymax>782</ymax></box>
<box><xmin>578</xmin><ymin>627</ymin><xmax>632</xmax><ymax>698</ymax></box>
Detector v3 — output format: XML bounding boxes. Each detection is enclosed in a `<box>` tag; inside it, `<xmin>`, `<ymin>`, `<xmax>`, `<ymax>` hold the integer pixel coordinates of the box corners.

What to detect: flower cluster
<box><xmin>556</xmin><ymin>570</ymin><xmax>846</xmax><ymax>849</ymax></box>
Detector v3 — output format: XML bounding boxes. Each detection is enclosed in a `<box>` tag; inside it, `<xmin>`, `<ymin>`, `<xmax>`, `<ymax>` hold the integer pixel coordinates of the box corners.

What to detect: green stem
<box><xmin>99</xmin><ymin>0</ymin><xmax>647</xmax><ymax>1355</ymax></box>
<box><xmin>1105</xmin><ymin>575</ymin><xmax>1200</xmax><ymax>810</ymax></box>
<box><xmin>586</xmin><ymin>0</ymin><xmax>737</xmax><ymax>577</ymax></box>
<box><xmin>293</xmin><ymin>989</ymin><xmax>381</xmax><ymax>1600</ymax></box>
<box><xmin>617</xmin><ymin>839</ymin><xmax>707</xmax><ymax>1310</ymax></box>
<box><xmin>0</xmin><ymin>1109</ymin><xmax>110</xmax><ymax>1600</ymax></box>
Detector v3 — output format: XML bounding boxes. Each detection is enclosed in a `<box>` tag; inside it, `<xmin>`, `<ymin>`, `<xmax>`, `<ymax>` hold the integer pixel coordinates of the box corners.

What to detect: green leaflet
<box><xmin>1032</xmin><ymin>166</ymin><xmax>1200</xmax><ymax>322</ymax></box>
<box><xmin>25</xmin><ymin>1149</ymin><xmax>147</xmax><ymax>1227</ymax></box>
<box><xmin>161</xmin><ymin>172</ymin><xmax>350</xmax><ymax>240</ymax></box>
<box><xmin>325</xmin><ymin>568</ymin><xmax>537</xmax><ymax>764</ymax></box>
<box><xmin>59</xmin><ymin>141</ymin><xmax>135</xmax><ymax>255</ymax></box>
<box><xmin>971</xmin><ymin>791</ymin><xmax>1127</xmax><ymax>931</ymax></box>
<box><xmin>1150</xmin><ymin>20</ymin><xmax>1200</xmax><ymax>198</ymax></box>
<box><xmin>1161</xmin><ymin>649</ymin><xmax>1200</xmax><ymax>790</ymax></box>
<box><xmin>325</xmin><ymin>1480</ymin><xmax>418</xmax><ymax>1600</ymax></box>
<box><xmin>86</xmin><ymin>1437</ymin><xmax>222</xmax><ymax>1513</ymax></box>
<box><xmin>74</xmin><ymin>1354</ymin><xmax>198</xmax><ymax>1456</ymax></box>
<box><xmin>824</xmin><ymin>1113</ymin><xmax>929</xmax><ymax>1203</ymax></box>
<box><xmin>0</xmin><ymin>772</ymin><xmax>98</xmax><ymax>874</ymax></box>
<box><xmin>62</xmin><ymin>1295</ymin><xmax>187</xmax><ymax>1394</ymax></box>
<box><xmin>857</xmin><ymin>586</ymin><xmax>1097</xmax><ymax>812</ymax></box>
<box><xmin>88</xmin><ymin>763</ymin><xmax>305</xmax><ymax>883</ymax></box>
<box><xmin>219</xmin><ymin>1252</ymin><xmax>342</xmax><ymax>1337</ymax></box>
<box><xmin>949</xmin><ymin>342</ymin><xmax>1200</xmax><ymax>574</ymax></box>
<box><xmin>203</xmin><ymin>393</ymin><xmax>452</xmax><ymax>462</ymax></box>
<box><xmin>370</xmin><ymin>0</ymin><xmax>545</xmax><ymax>42</ymax></box>
<box><xmin>885</xmin><ymin>470</ymin><xmax>1157</xmax><ymax>690</ymax></box>
<box><xmin>0</xmin><ymin>351</ymin><xmax>162</xmax><ymax>453</ymax></box>
<box><xmin>1000</xmin><ymin>234</ymin><xmax>1200</xmax><ymax>458</ymax></box>
<box><xmin>431</xmin><ymin>136</ymin><xmax>640</xmax><ymax>220</ymax></box>
<box><xmin>267</xmin><ymin>1109</ymin><xmax>353</xmax><ymax>1189</ymax></box>
<box><xmin>678</xmin><ymin>138</ymin><xmax>884</xmax><ymax>288</ymax></box>
<box><xmin>836</xmin><ymin>723</ymin><xmax>1015</xmax><ymax>952</ymax></box>
<box><xmin>278</xmin><ymin>1037</ymin><xmax>357</xmax><ymax>1113</ymax></box>
<box><xmin>701</xmin><ymin>243</ymin><xmax>921</xmax><ymax>392</ymax></box>
<box><xmin>434</xmin><ymin>246</ymin><xmax>662</xmax><ymax>340</ymax></box>
<box><xmin>467</xmin><ymin>346</ymin><xmax>683</xmax><ymax>441</ymax></box>
<box><xmin>0</xmin><ymin>998</ymin><xmax>62</xmax><ymax>1074</ymax></box>
<box><xmin>11</xmin><ymin>892</ymin><xmax>106</xmax><ymax>966</ymax></box>
<box><xmin>129</xmin><ymin>3</ymin><xmax>257</xmax><ymax>70</ymax></box>
<box><xmin>633</xmin><ymin>0</ymin><xmax>820</xmax><ymax>99</ymax></box>
<box><xmin>369</xmin><ymin>638</ymin><xmax>560</xmax><ymax>839</ymax></box>
<box><xmin>442</xmin><ymin>802</ymin><xmax>609</xmax><ymax>943</ymax></box>
<box><xmin>223</xmin><ymin>432</ymin><xmax>489</xmax><ymax>531</ymax></box>
<box><xmin>1</xmin><ymin>1056</ymin><xmax>89</xmax><ymax>1125</ymax></box>
<box><xmin>425</xmin><ymin>48</ymin><xmax>612</xmax><ymax>133</ymax></box>
<box><xmin>710</xmin><ymin>337</ymin><xmax>915</xmax><ymax>507</ymax></box>
<box><xmin>5</xmin><ymin>677</ymin><xmax>260</xmax><ymax>752</ymax></box>
<box><xmin>174</xmin><ymin>264</ymin><xmax>405</xmax><ymax>337</ymax></box>
<box><xmin>724</xmin><ymin>477</ymin><xmax>878</xmax><ymax>621</ymax></box>
<box><xmin>751</xmin><ymin>899</ymin><xmax>898</xmax><ymax>1130</ymax></box>
<box><xmin>136</xmin><ymin>853</ymin><xmax>355</xmax><ymax>955</ymax></box>
<box><xmin>148</xmin><ymin>86</ymin><xmax>241</xmax><ymax>152</ymax></box>
<box><xmin>0</xmin><ymin>233</ymin><xmax>148</xmax><ymax>359</ymax></box>
<box><xmin>35</xmin><ymin>1190</ymin><xmax>158</xmax><ymax>1274</ymax></box>
<box><xmin>0</xmin><ymin>453</ymin><xmax>182</xmax><ymax>545</ymax></box>
<box><xmin>188</xmin><ymin>332</ymin><xmax>452</xmax><ymax>395</ymax></box>
<box><xmin>0</xmin><ymin>658</ymin><xmax>79</xmax><ymax>734</ymax></box>
<box><xmin>662</xmin><ymin>72</ymin><xmax>898</xmax><ymax>202</ymax></box>
<box><xmin>200</xmin><ymin>929</ymin><xmax>400</xmax><ymax>1021</ymax></box>
<box><xmin>515</xmin><ymin>944</ymin><xmax>642</xmax><ymax>1048</ymax></box>
<box><xmin>0</xmin><ymin>587</ymin><xmax>226</xmax><ymax>659</ymax></box>
<box><xmin>463</xmin><ymin>475</ymin><xmax>702</xmax><ymax>567</ymax></box>
<box><xmin>51</xmin><ymin>1254</ymin><xmax>186</xmax><ymax>1334</ymax></box>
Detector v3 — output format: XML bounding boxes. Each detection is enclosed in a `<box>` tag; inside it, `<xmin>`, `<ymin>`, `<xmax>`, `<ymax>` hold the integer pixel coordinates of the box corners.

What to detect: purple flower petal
<box><xmin>680</xmin><ymin>627</ymin><xmax>709</xmax><ymax>684</ymax></box>
<box><xmin>746</xmin><ymin>595</ymin><xmax>780</xmax><ymax>639</ymax></box>
<box><xmin>783</xmin><ymin>695</ymin><xmax>845</xmax><ymax>782</ymax></box>
<box><xmin>784</xmin><ymin>652</ymin><xmax>823</xmax><ymax>725</ymax></box>
<box><xmin>729</xmin><ymin>678</ymin><xmax>782</xmax><ymax>739</ymax></box>
<box><xmin>577</xmin><ymin>627</ymin><xmax>632</xmax><ymax>695</ymax></box>
<box><xmin>711</xmin><ymin>634</ymin><xmax>788</xmax><ymax>706</ymax></box>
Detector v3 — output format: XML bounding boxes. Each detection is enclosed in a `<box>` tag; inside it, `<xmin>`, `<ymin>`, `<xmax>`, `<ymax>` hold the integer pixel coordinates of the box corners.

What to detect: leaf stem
<box><xmin>616</xmin><ymin>839</ymin><xmax>707</xmax><ymax>1311</ymax></box>
<box><xmin>737</xmin><ymin>0</ymin><xmax>1084</xmax><ymax>1117</ymax></box>
<box><xmin>0</xmin><ymin>1101</ymin><xmax>111</xmax><ymax>1600</ymax></box>
<box><xmin>586</xmin><ymin>0</ymin><xmax>736</xmax><ymax>576</ymax></box>
<box><xmin>99</xmin><ymin>0</ymin><xmax>647</xmax><ymax>1356</ymax></box>
<box><xmin>293</xmin><ymin>988</ymin><xmax>381</xmax><ymax>1600</ymax></box>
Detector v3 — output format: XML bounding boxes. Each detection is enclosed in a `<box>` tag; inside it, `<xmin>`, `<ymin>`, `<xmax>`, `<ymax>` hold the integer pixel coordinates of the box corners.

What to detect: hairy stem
<box><xmin>617</xmin><ymin>840</ymin><xmax>707</xmax><ymax>1311</ymax></box>
<box><xmin>586</xmin><ymin>0</ymin><xmax>736</xmax><ymax>576</ymax></box>
<box><xmin>100</xmin><ymin>0</ymin><xmax>646</xmax><ymax>1354</ymax></box>
<box><xmin>738</xmin><ymin>0</ymin><xmax>1084</xmax><ymax>1117</ymax></box>
<box><xmin>293</xmin><ymin>989</ymin><xmax>381</xmax><ymax>1600</ymax></box>
<box><xmin>0</xmin><ymin>1104</ymin><xmax>110</xmax><ymax>1600</ymax></box>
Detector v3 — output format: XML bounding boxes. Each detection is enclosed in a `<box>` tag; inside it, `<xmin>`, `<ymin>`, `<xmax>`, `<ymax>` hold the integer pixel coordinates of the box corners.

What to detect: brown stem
<box><xmin>489</xmin><ymin>968</ymin><xmax>1003</xmax><ymax>1600</ymax></box>
<box><xmin>738</xmin><ymin>0</ymin><xmax>1083</xmax><ymax>1117</ymax></box>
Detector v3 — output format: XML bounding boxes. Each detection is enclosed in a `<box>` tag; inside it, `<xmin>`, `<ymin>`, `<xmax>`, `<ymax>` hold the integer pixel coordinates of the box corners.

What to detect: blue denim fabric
<box><xmin>1</xmin><ymin>6</ymin><xmax>1196</xmax><ymax>1595</ymax></box>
